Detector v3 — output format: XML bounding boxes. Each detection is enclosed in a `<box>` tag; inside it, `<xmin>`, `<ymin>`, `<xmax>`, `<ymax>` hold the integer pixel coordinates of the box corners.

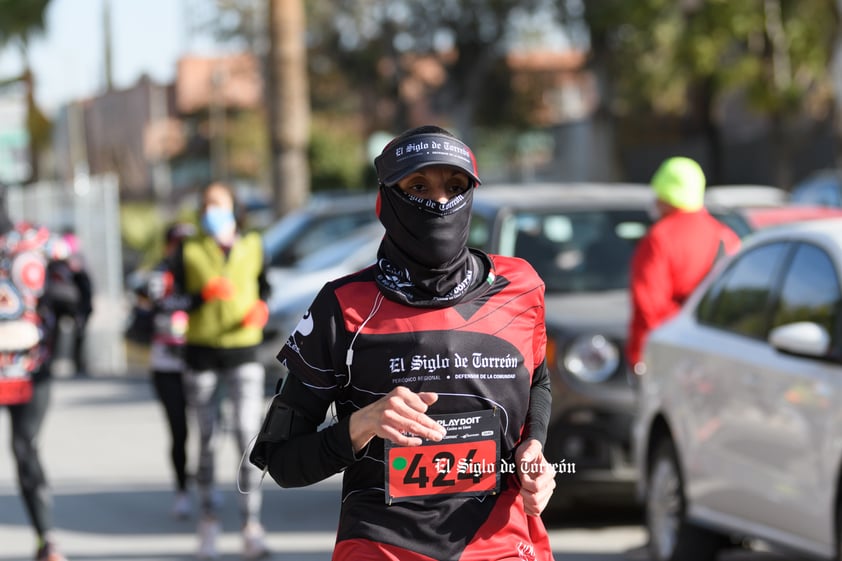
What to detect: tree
<box><xmin>212</xmin><ymin>0</ymin><xmax>268</xmax><ymax>53</ymax></box>
<box><xmin>578</xmin><ymin>0</ymin><xmax>840</xmax><ymax>186</ymax></box>
<box><xmin>208</xmin><ymin>1</ymin><xmax>578</xmax><ymax>197</ymax></box>
<box><xmin>0</xmin><ymin>0</ymin><xmax>53</xmax><ymax>183</ymax></box>
<box><xmin>307</xmin><ymin>0</ymin><xmax>560</xmax><ymax>142</ymax></box>
<box><xmin>204</xmin><ymin>0</ymin><xmax>310</xmax><ymax>214</ymax></box>
<box><xmin>267</xmin><ymin>0</ymin><xmax>310</xmax><ymax>216</ymax></box>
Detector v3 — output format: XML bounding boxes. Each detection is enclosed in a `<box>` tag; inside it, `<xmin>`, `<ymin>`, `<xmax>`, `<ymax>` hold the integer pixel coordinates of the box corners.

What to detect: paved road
<box><xmin>0</xmin><ymin>374</ymin><xmax>795</xmax><ymax>561</ymax></box>
<box><xmin>0</xmin><ymin>373</ymin><xmax>649</xmax><ymax>561</ymax></box>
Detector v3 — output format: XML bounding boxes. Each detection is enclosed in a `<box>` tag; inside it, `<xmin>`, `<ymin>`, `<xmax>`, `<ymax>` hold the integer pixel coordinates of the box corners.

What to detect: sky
<box><xmin>0</xmin><ymin>0</ymin><xmax>222</xmax><ymax>116</ymax></box>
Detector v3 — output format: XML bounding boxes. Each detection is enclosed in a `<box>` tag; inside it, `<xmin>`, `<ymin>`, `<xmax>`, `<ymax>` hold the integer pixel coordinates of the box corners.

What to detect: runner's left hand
<box><xmin>515</xmin><ymin>438</ymin><xmax>556</xmax><ymax>516</ymax></box>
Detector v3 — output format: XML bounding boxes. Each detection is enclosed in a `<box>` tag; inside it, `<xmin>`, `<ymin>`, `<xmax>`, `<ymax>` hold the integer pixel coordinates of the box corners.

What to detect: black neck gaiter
<box><xmin>376</xmin><ymin>185</ymin><xmax>486</xmax><ymax>307</ymax></box>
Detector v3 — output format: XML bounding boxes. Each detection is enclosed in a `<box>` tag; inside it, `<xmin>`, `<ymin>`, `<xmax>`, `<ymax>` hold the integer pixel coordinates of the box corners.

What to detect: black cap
<box><xmin>374</xmin><ymin>133</ymin><xmax>481</xmax><ymax>187</ymax></box>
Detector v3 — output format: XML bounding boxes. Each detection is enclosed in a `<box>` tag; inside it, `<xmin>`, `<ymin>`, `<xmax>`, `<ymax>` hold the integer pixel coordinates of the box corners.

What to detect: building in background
<box><xmin>51</xmin><ymin>75</ymin><xmax>177</xmax><ymax>201</ymax></box>
<box><xmin>51</xmin><ymin>52</ymin><xmax>267</xmax><ymax>205</ymax></box>
<box><xmin>172</xmin><ymin>53</ymin><xmax>267</xmax><ymax>196</ymax></box>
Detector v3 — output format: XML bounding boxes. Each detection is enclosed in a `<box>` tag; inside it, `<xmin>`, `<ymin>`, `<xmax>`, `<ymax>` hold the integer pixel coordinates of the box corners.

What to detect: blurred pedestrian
<box><xmin>0</xmin><ymin>183</ymin><xmax>71</xmax><ymax>561</ymax></box>
<box><xmin>135</xmin><ymin>222</ymin><xmax>196</xmax><ymax>519</ymax></box>
<box><xmin>168</xmin><ymin>182</ymin><xmax>271</xmax><ymax>560</ymax></box>
<box><xmin>50</xmin><ymin>227</ymin><xmax>93</xmax><ymax>377</ymax></box>
<box><xmin>626</xmin><ymin>156</ymin><xmax>741</xmax><ymax>375</ymax></box>
<box><xmin>250</xmin><ymin>125</ymin><xmax>556</xmax><ymax>560</ymax></box>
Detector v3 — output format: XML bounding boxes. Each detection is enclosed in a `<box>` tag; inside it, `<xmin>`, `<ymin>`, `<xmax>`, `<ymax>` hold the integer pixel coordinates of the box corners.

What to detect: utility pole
<box><xmin>210</xmin><ymin>64</ymin><xmax>228</xmax><ymax>183</ymax></box>
<box><xmin>103</xmin><ymin>0</ymin><xmax>114</xmax><ymax>92</ymax></box>
<box><xmin>21</xmin><ymin>68</ymin><xmax>38</xmax><ymax>183</ymax></box>
<box><xmin>149</xmin><ymin>82</ymin><xmax>173</xmax><ymax>202</ymax></box>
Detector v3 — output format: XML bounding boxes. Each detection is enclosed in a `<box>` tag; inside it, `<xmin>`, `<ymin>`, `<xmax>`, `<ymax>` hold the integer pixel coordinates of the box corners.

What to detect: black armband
<box><xmin>249</xmin><ymin>395</ymin><xmax>317</xmax><ymax>471</ymax></box>
<box><xmin>253</xmin><ymin>373</ymin><xmax>357</xmax><ymax>487</ymax></box>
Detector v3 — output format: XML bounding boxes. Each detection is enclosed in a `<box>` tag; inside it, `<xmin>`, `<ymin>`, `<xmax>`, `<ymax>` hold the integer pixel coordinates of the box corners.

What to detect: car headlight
<box><xmin>561</xmin><ymin>334</ymin><xmax>620</xmax><ymax>383</ymax></box>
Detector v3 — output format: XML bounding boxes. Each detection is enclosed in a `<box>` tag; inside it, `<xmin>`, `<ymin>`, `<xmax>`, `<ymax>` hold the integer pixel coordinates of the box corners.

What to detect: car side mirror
<box><xmin>768</xmin><ymin>321</ymin><xmax>830</xmax><ymax>358</ymax></box>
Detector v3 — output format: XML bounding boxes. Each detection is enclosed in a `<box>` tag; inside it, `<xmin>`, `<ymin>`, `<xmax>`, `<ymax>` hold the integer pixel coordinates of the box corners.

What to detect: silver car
<box><xmin>633</xmin><ymin>218</ymin><xmax>842</xmax><ymax>560</ymax></box>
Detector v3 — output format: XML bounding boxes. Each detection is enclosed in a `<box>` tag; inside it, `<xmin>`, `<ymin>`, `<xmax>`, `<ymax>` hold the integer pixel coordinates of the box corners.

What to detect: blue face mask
<box><xmin>201</xmin><ymin>207</ymin><xmax>235</xmax><ymax>237</ymax></box>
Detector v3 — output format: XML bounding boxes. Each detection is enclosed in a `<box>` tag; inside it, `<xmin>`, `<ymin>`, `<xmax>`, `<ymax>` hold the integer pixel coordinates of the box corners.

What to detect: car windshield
<box><xmin>296</xmin><ymin>237</ymin><xmax>359</xmax><ymax>272</ymax></box>
<box><xmin>261</xmin><ymin>212</ymin><xmax>311</xmax><ymax>261</ymax></box>
<box><xmin>294</xmin><ymin>226</ymin><xmax>381</xmax><ymax>273</ymax></box>
<box><xmin>500</xmin><ymin>209</ymin><xmax>653</xmax><ymax>293</ymax></box>
<box><xmin>262</xmin><ymin>206</ymin><xmax>376</xmax><ymax>268</ymax></box>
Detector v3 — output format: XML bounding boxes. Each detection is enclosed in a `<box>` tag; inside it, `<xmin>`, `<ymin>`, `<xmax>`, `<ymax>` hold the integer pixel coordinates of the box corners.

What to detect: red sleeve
<box><xmin>626</xmin><ymin>233</ymin><xmax>673</xmax><ymax>366</ymax></box>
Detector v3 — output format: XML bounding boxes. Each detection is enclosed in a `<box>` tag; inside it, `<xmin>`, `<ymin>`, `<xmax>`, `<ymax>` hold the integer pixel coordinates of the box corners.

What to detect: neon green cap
<box><xmin>651</xmin><ymin>157</ymin><xmax>706</xmax><ymax>211</ymax></box>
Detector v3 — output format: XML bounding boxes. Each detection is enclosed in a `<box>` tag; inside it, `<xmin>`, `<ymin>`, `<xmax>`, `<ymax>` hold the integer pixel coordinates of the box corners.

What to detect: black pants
<box><xmin>7</xmin><ymin>376</ymin><xmax>53</xmax><ymax>540</ymax></box>
<box><xmin>152</xmin><ymin>370</ymin><xmax>189</xmax><ymax>491</ymax></box>
<box><xmin>58</xmin><ymin>312</ymin><xmax>89</xmax><ymax>376</ymax></box>
<box><xmin>71</xmin><ymin>315</ymin><xmax>88</xmax><ymax>376</ymax></box>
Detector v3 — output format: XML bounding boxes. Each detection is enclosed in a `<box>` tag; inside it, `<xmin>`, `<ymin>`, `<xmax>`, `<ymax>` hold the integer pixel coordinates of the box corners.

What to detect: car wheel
<box><xmin>646</xmin><ymin>439</ymin><xmax>723</xmax><ymax>561</ymax></box>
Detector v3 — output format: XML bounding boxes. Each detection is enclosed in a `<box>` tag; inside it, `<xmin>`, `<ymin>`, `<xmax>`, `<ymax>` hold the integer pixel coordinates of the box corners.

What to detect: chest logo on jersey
<box><xmin>390</xmin><ymin>351</ymin><xmax>519</xmax><ymax>384</ymax></box>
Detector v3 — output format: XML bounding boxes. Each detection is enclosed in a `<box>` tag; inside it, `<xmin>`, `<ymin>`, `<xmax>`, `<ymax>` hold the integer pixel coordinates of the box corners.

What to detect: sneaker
<box><xmin>35</xmin><ymin>542</ymin><xmax>68</xmax><ymax>561</ymax></box>
<box><xmin>197</xmin><ymin>516</ymin><xmax>221</xmax><ymax>560</ymax></box>
<box><xmin>242</xmin><ymin>522</ymin><xmax>270</xmax><ymax>559</ymax></box>
<box><xmin>172</xmin><ymin>491</ymin><xmax>192</xmax><ymax>520</ymax></box>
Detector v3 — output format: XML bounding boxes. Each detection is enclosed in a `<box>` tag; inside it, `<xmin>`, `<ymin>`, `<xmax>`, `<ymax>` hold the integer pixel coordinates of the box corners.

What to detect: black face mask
<box><xmin>379</xmin><ymin>184</ymin><xmax>472</xmax><ymax>267</ymax></box>
<box><xmin>376</xmin><ymin>185</ymin><xmax>488</xmax><ymax>307</ymax></box>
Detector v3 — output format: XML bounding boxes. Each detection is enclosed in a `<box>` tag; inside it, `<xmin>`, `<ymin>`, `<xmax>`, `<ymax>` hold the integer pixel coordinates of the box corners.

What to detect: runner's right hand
<box><xmin>349</xmin><ymin>386</ymin><xmax>447</xmax><ymax>452</ymax></box>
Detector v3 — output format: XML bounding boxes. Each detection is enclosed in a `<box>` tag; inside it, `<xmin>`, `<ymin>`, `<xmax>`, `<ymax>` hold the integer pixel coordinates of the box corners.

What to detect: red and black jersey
<box><xmin>276</xmin><ymin>254</ymin><xmax>554</xmax><ymax>561</ymax></box>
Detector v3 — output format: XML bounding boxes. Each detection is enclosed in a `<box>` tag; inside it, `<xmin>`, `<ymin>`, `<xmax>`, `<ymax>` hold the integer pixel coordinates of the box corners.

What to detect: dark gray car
<box><xmin>469</xmin><ymin>183</ymin><xmax>657</xmax><ymax>510</ymax></box>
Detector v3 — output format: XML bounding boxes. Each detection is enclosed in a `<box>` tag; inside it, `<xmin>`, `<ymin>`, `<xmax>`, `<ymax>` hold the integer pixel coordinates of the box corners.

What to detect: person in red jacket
<box><xmin>627</xmin><ymin>157</ymin><xmax>740</xmax><ymax>375</ymax></box>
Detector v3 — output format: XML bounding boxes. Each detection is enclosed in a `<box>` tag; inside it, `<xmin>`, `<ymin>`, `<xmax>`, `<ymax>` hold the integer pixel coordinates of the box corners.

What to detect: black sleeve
<box><xmin>258</xmin><ymin>263</ymin><xmax>270</xmax><ymax>301</ymax></box>
<box><xmin>524</xmin><ymin>359</ymin><xmax>551</xmax><ymax>446</ymax></box>
<box><xmin>266</xmin><ymin>374</ymin><xmax>357</xmax><ymax>488</ymax></box>
<box><xmin>167</xmin><ymin>241</ymin><xmax>186</xmax><ymax>291</ymax></box>
<box><xmin>166</xmin><ymin>240</ymin><xmax>203</xmax><ymax>310</ymax></box>
<box><xmin>73</xmin><ymin>267</ymin><xmax>94</xmax><ymax>316</ymax></box>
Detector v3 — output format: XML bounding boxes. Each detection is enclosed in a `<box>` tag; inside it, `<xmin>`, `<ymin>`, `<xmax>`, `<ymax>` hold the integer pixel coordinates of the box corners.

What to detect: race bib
<box><xmin>384</xmin><ymin>409</ymin><xmax>500</xmax><ymax>504</ymax></box>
